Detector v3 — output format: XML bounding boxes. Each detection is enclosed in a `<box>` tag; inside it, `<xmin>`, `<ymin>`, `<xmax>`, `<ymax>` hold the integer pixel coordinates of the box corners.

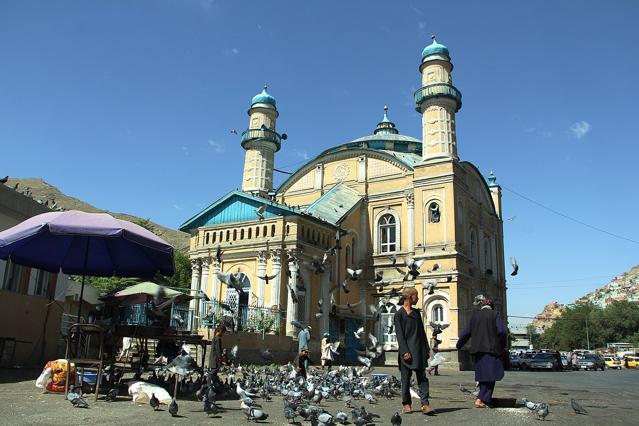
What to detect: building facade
<box><xmin>180</xmin><ymin>38</ymin><xmax>507</xmax><ymax>368</ymax></box>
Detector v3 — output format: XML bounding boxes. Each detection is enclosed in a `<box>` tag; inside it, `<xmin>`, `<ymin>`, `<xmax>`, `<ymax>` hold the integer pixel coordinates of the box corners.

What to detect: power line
<box><xmin>502</xmin><ymin>185</ymin><xmax>639</xmax><ymax>245</ymax></box>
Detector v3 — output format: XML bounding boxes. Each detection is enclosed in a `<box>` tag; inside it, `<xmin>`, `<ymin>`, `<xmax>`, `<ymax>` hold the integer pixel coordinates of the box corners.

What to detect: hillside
<box><xmin>532</xmin><ymin>264</ymin><xmax>639</xmax><ymax>328</ymax></box>
<box><xmin>4</xmin><ymin>178</ymin><xmax>189</xmax><ymax>252</ymax></box>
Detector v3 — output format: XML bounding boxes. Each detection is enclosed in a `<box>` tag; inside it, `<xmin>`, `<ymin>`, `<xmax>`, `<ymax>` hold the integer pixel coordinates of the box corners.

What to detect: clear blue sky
<box><xmin>2</xmin><ymin>0</ymin><xmax>638</xmax><ymax>324</ymax></box>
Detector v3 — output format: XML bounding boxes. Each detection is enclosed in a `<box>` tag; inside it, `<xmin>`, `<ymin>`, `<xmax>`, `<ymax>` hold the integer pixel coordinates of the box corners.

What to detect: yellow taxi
<box><xmin>603</xmin><ymin>355</ymin><xmax>622</xmax><ymax>369</ymax></box>
<box><xmin>624</xmin><ymin>356</ymin><xmax>639</xmax><ymax>368</ymax></box>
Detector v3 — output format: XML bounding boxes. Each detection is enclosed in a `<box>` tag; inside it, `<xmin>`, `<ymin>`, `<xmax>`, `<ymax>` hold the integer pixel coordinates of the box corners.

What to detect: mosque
<box><xmin>179</xmin><ymin>37</ymin><xmax>507</xmax><ymax>368</ymax></box>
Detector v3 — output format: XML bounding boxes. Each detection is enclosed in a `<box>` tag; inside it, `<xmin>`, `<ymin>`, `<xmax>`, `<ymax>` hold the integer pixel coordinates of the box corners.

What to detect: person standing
<box><xmin>298</xmin><ymin>326</ymin><xmax>312</xmax><ymax>353</ymax></box>
<box><xmin>208</xmin><ymin>325</ymin><xmax>225</xmax><ymax>371</ymax></box>
<box><xmin>456</xmin><ymin>297</ymin><xmax>507</xmax><ymax>408</ymax></box>
<box><xmin>394</xmin><ymin>287</ymin><xmax>434</xmax><ymax>415</ymax></box>
<box><xmin>321</xmin><ymin>332</ymin><xmax>334</xmax><ymax>370</ymax></box>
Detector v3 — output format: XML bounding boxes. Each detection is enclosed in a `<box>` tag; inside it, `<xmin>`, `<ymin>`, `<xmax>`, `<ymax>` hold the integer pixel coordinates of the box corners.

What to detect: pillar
<box><xmin>189</xmin><ymin>258</ymin><xmax>201</xmax><ymax>328</ymax></box>
<box><xmin>319</xmin><ymin>272</ymin><xmax>330</xmax><ymax>334</ymax></box>
<box><xmin>406</xmin><ymin>191</ymin><xmax>415</xmax><ymax>253</ymax></box>
<box><xmin>257</xmin><ymin>250</ymin><xmax>268</xmax><ymax>306</ymax></box>
<box><xmin>270</xmin><ymin>249</ymin><xmax>283</xmax><ymax>308</ymax></box>
<box><xmin>286</xmin><ymin>249</ymin><xmax>300</xmax><ymax>337</ymax></box>
<box><xmin>211</xmin><ymin>259</ymin><xmax>221</xmax><ymax>301</ymax></box>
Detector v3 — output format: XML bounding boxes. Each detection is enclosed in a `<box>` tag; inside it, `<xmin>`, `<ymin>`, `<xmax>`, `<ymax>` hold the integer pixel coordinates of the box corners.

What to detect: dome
<box><xmin>421</xmin><ymin>36</ymin><xmax>449</xmax><ymax>59</ymax></box>
<box><xmin>251</xmin><ymin>85</ymin><xmax>276</xmax><ymax>107</ymax></box>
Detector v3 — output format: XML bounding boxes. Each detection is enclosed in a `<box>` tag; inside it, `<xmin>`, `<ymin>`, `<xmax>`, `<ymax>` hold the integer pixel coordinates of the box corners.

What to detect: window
<box><xmin>212</xmin><ymin>232</ymin><xmax>216</xmax><ymax>244</ymax></box>
<box><xmin>483</xmin><ymin>238</ymin><xmax>491</xmax><ymax>272</ymax></box>
<box><xmin>248</xmin><ymin>228</ymin><xmax>252</xmax><ymax>239</ymax></box>
<box><xmin>470</xmin><ymin>230</ymin><xmax>476</xmax><ymax>261</ymax></box>
<box><xmin>428</xmin><ymin>202</ymin><xmax>441</xmax><ymax>223</ymax></box>
<box><xmin>240</xmin><ymin>229</ymin><xmax>244</xmax><ymax>239</ymax></box>
<box><xmin>352</xmin><ymin>240</ymin><xmax>357</xmax><ymax>264</ymax></box>
<box><xmin>256</xmin><ymin>226</ymin><xmax>260</xmax><ymax>237</ymax></box>
<box><xmin>233</xmin><ymin>229</ymin><xmax>237</xmax><ymax>241</ymax></box>
<box><xmin>271</xmin><ymin>224</ymin><xmax>276</xmax><ymax>237</ymax></box>
<box><xmin>286</xmin><ymin>224</ymin><xmax>290</xmax><ymax>236</ymax></box>
<box><xmin>379</xmin><ymin>214</ymin><xmax>397</xmax><ymax>253</ymax></box>
<box><xmin>30</xmin><ymin>269</ymin><xmax>49</xmax><ymax>297</ymax></box>
<box><xmin>379</xmin><ymin>304</ymin><xmax>397</xmax><ymax>344</ymax></box>
<box><xmin>226</xmin><ymin>230</ymin><xmax>230</xmax><ymax>241</ymax></box>
<box><xmin>263</xmin><ymin>225</ymin><xmax>267</xmax><ymax>236</ymax></box>
<box><xmin>205</xmin><ymin>233</ymin><xmax>210</xmax><ymax>245</ymax></box>
<box><xmin>432</xmin><ymin>304</ymin><xmax>444</xmax><ymax>323</ymax></box>
<box><xmin>2</xmin><ymin>260</ymin><xmax>22</xmax><ymax>292</ymax></box>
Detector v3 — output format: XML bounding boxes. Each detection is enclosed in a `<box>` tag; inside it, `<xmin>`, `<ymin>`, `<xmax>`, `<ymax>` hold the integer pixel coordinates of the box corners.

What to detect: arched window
<box><xmin>432</xmin><ymin>304</ymin><xmax>444</xmax><ymax>323</ymax></box>
<box><xmin>256</xmin><ymin>226</ymin><xmax>260</xmax><ymax>237</ymax></box>
<box><xmin>286</xmin><ymin>224</ymin><xmax>290</xmax><ymax>236</ymax></box>
<box><xmin>226</xmin><ymin>230</ymin><xmax>230</xmax><ymax>241</ymax></box>
<box><xmin>352</xmin><ymin>239</ymin><xmax>357</xmax><ymax>264</ymax></box>
<box><xmin>240</xmin><ymin>229</ymin><xmax>244</xmax><ymax>239</ymax></box>
<box><xmin>263</xmin><ymin>225</ymin><xmax>267</xmax><ymax>236</ymax></box>
<box><xmin>428</xmin><ymin>202</ymin><xmax>441</xmax><ymax>223</ymax></box>
<box><xmin>345</xmin><ymin>246</ymin><xmax>351</xmax><ymax>268</ymax></box>
<box><xmin>248</xmin><ymin>228</ymin><xmax>252</xmax><ymax>239</ymax></box>
<box><xmin>271</xmin><ymin>224</ymin><xmax>276</xmax><ymax>237</ymax></box>
<box><xmin>233</xmin><ymin>229</ymin><xmax>237</xmax><ymax>241</ymax></box>
<box><xmin>205</xmin><ymin>233</ymin><xmax>210</xmax><ymax>245</ymax></box>
<box><xmin>470</xmin><ymin>230</ymin><xmax>476</xmax><ymax>262</ymax></box>
<box><xmin>483</xmin><ymin>237</ymin><xmax>491</xmax><ymax>272</ymax></box>
<box><xmin>212</xmin><ymin>232</ymin><xmax>216</xmax><ymax>244</ymax></box>
<box><xmin>379</xmin><ymin>214</ymin><xmax>397</xmax><ymax>253</ymax></box>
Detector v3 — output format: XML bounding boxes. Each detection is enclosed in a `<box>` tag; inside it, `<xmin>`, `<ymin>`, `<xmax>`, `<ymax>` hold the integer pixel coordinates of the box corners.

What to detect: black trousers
<box><xmin>400</xmin><ymin>364</ymin><xmax>430</xmax><ymax>406</ymax></box>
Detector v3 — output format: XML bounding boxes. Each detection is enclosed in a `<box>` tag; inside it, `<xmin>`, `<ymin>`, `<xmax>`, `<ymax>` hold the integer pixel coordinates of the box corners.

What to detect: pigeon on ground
<box><xmin>571</xmin><ymin>399</ymin><xmax>587</xmax><ymax>415</ymax></box>
<box><xmin>335</xmin><ymin>411</ymin><xmax>349</xmax><ymax>424</ymax></box>
<box><xmin>260</xmin><ymin>349</ymin><xmax>274</xmax><ymax>361</ymax></box>
<box><xmin>244</xmin><ymin>406</ymin><xmax>268</xmax><ymax>421</ymax></box>
<box><xmin>149</xmin><ymin>393</ymin><xmax>160</xmax><ymax>410</ymax></box>
<box><xmin>510</xmin><ymin>256</ymin><xmax>519</xmax><ymax>276</ymax></box>
<box><xmin>536</xmin><ymin>403</ymin><xmax>549</xmax><ymax>420</ymax></box>
<box><xmin>67</xmin><ymin>391</ymin><xmax>89</xmax><ymax>408</ymax></box>
<box><xmin>168</xmin><ymin>398</ymin><xmax>178</xmax><ymax>417</ymax></box>
<box><xmin>105</xmin><ymin>388</ymin><xmax>118</xmax><ymax>402</ymax></box>
<box><xmin>391</xmin><ymin>411</ymin><xmax>402</xmax><ymax>425</ymax></box>
<box><xmin>459</xmin><ymin>383</ymin><xmax>472</xmax><ymax>394</ymax></box>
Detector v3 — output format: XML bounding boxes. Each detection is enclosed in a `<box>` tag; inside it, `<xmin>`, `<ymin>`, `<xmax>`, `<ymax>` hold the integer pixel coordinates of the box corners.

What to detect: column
<box><xmin>257</xmin><ymin>250</ymin><xmax>268</xmax><ymax>306</ymax></box>
<box><xmin>211</xmin><ymin>259</ymin><xmax>221</xmax><ymax>302</ymax></box>
<box><xmin>358</xmin><ymin>196</ymin><xmax>369</xmax><ymax>261</ymax></box>
<box><xmin>406</xmin><ymin>192</ymin><xmax>415</xmax><ymax>253</ymax></box>
<box><xmin>189</xmin><ymin>259</ymin><xmax>201</xmax><ymax>328</ymax></box>
<box><xmin>199</xmin><ymin>257</ymin><xmax>210</xmax><ymax>319</ymax></box>
<box><xmin>286</xmin><ymin>249</ymin><xmax>300</xmax><ymax>337</ymax></box>
<box><xmin>270</xmin><ymin>249</ymin><xmax>283</xmax><ymax>308</ymax></box>
<box><xmin>319</xmin><ymin>272</ymin><xmax>330</xmax><ymax>334</ymax></box>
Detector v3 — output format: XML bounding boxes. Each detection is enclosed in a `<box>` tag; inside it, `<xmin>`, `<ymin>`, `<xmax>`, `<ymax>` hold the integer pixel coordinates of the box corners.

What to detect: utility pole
<box><xmin>585</xmin><ymin>316</ymin><xmax>590</xmax><ymax>351</ymax></box>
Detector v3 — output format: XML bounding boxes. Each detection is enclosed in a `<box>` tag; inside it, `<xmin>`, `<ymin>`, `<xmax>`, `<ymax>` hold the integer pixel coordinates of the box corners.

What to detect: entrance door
<box><xmin>345</xmin><ymin>318</ymin><xmax>360</xmax><ymax>364</ymax></box>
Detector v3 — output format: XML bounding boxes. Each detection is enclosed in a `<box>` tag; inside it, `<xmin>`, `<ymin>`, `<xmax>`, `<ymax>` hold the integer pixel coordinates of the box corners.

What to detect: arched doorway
<box><xmin>225</xmin><ymin>274</ymin><xmax>251</xmax><ymax>330</ymax></box>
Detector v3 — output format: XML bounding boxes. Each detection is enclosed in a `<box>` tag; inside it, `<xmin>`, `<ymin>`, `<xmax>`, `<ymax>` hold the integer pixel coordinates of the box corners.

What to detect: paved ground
<box><xmin>1</xmin><ymin>367</ymin><xmax>636</xmax><ymax>425</ymax></box>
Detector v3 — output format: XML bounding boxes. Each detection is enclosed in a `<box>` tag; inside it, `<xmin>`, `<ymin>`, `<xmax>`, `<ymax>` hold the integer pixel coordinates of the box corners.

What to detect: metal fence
<box><xmin>200</xmin><ymin>299</ymin><xmax>284</xmax><ymax>334</ymax></box>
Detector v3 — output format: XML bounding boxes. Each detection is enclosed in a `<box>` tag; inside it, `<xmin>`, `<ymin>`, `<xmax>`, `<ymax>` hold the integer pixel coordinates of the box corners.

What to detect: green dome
<box><xmin>422</xmin><ymin>36</ymin><xmax>449</xmax><ymax>59</ymax></box>
<box><xmin>251</xmin><ymin>86</ymin><xmax>276</xmax><ymax>106</ymax></box>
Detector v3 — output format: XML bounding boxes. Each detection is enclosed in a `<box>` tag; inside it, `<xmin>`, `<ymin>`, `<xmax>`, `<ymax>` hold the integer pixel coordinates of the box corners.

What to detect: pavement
<box><xmin>1</xmin><ymin>366</ymin><xmax>636</xmax><ymax>425</ymax></box>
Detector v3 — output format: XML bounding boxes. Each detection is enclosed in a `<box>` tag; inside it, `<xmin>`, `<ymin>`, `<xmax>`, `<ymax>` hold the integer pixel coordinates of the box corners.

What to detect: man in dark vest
<box><xmin>394</xmin><ymin>287</ymin><xmax>434</xmax><ymax>415</ymax></box>
<box><xmin>456</xmin><ymin>296</ymin><xmax>507</xmax><ymax>408</ymax></box>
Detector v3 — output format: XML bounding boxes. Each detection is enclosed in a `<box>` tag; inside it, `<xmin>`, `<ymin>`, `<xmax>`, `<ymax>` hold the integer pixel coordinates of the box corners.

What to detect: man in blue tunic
<box><xmin>394</xmin><ymin>287</ymin><xmax>434</xmax><ymax>415</ymax></box>
<box><xmin>298</xmin><ymin>325</ymin><xmax>311</xmax><ymax>353</ymax></box>
<box><xmin>456</xmin><ymin>296</ymin><xmax>507</xmax><ymax>408</ymax></box>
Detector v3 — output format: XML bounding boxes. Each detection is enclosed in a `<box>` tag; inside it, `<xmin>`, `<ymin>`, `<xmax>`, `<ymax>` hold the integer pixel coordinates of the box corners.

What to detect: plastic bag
<box><xmin>35</xmin><ymin>367</ymin><xmax>52</xmax><ymax>389</ymax></box>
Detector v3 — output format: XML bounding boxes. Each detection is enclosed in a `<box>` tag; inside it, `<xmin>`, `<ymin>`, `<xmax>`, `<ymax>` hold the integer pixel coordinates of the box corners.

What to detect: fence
<box><xmin>200</xmin><ymin>299</ymin><xmax>284</xmax><ymax>334</ymax></box>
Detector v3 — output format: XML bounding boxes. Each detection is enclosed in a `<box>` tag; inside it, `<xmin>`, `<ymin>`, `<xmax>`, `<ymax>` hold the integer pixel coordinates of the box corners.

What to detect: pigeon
<box><xmin>374</xmin><ymin>270</ymin><xmax>384</xmax><ymax>282</ymax></box>
<box><xmin>353</xmin><ymin>327</ymin><xmax>365</xmax><ymax>340</ymax></box>
<box><xmin>256</xmin><ymin>204</ymin><xmax>267</xmax><ymax>220</ymax></box>
<box><xmin>425</xmin><ymin>281</ymin><xmax>436</xmax><ymax>295</ymax></box>
<box><xmin>306</xmin><ymin>256</ymin><xmax>328</xmax><ymax>275</ymax></box>
<box><xmin>357</xmin><ymin>356</ymin><xmax>372</xmax><ymax>368</ymax></box>
<box><xmin>288</xmin><ymin>285</ymin><xmax>299</xmax><ymax>303</ymax></box>
<box><xmin>150</xmin><ymin>393</ymin><xmax>160</xmax><ymax>410</ymax></box>
<box><xmin>230</xmin><ymin>129</ymin><xmax>238</xmax><ymax>135</ymax></box>
<box><xmin>390</xmin><ymin>254</ymin><xmax>399</xmax><ymax>265</ymax></box>
<box><xmin>337</xmin><ymin>301</ymin><xmax>362</xmax><ymax>313</ymax></box>
<box><xmin>204</xmin><ymin>399</ymin><xmax>219</xmax><ymax>416</ymax></box>
<box><xmin>215</xmin><ymin>272</ymin><xmax>246</xmax><ymax>294</ymax></box>
<box><xmin>522</xmin><ymin>397</ymin><xmax>540</xmax><ymax>411</ymax></box>
<box><xmin>257</xmin><ymin>271</ymin><xmax>279</xmax><ymax>285</ymax></box>
<box><xmin>430</xmin><ymin>322</ymin><xmax>450</xmax><ymax>335</ymax></box>
<box><xmin>0</xmin><ymin>176</ymin><xmax>8</xmax><ymax>184</ymax></box>
<box><xmin>459</xmin><ymin>383</ymin><xmax>472</xmax><ymax>393</ymax></box>
<box><xmin>391</xmin><ymin>411</ymin><xmax>402</xmax><ymax>425</ymax></box>
<box><xmin>230</xmin><ymin>344</ymin><xmax>239</xmax><ymax>359</ymax></box>
<box><xmin>260</xmin><ymin>349</ymin><xmax>274</xmax><ymax>361</ymax></box>
<box><xmin>346</xmin><ymin>268</ymin><xmax>363</xmax><ymax>281</ymax></box>
<box><xmin>244</xmin><ymin>406</ymin><xmax>268</xmax><ymax>421</ymax></box>
<box><xmin>171</xmin><ymin>313</ymin><xmax>185</xmax><ymax>326</ymax></box>
<box><xmin>105</xmin><ymin>388</ymin><xmax>118</xmax><ymax>402</ymax></box>
<box><xmin>335</xmin><ymin>411</ymin><xmax>349</xmax><ymax>424</ymax></box>
<box><xmin>215</xmin><ymin>245</ymin><xmax>223</xmax><ymax>263</ymax></box>
<box><xmin>67</xmin><ymin>391</ymin><xmax>89</xmax><ymax>408</ymax></box>
<box><xmin>283</xmin><ymin>406</ymin><xmax>297</xmax><ymax>423</ymax></box>
<box><xmin>291</xmin><ymin>320</ymin><xmax>307</xmax><ymax>330</ymax></box>
<box><xmin>427</xmin><ymin>263</ymin><xmax>440</xmax><ymax>273</ymax></box>
<box><xmin>536</xmin><ymin>403</ymin><xmax>549</xmax><ymax>420</ymax></box>
<box><xmin>166</xmin><ymin>353</ymin><xmax>198</xmax><ymax>376</ymax></box>
<box><xmin>571</xmin><ymin>399</ymin><xmax>587</xmax><ymax>415</ymax></box>
<box><xmin>168</xmin><ymin>398</ymin><xmax>178</xmax><ymax>417</ymax></box>
<box><xmin>510</xmin><ymin>257</ymin><xmax>519</xmax><ymax>276</ymax></box>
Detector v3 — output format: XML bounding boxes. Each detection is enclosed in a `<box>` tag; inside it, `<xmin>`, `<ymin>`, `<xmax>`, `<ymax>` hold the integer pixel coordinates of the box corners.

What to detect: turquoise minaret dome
<box><xmin>422</xmin><ymin>35</ymin><xmax>449</xmax><ymax>59</ymax></box>
<box><xmin>374</xmin><ymin>105</ymin><xmax>399</xmax><ymax>135</ymax></box>
<box><xmin>251</xmin><ymin>85</ymin><xmax>277</xmax><ymax>107</ymax></box>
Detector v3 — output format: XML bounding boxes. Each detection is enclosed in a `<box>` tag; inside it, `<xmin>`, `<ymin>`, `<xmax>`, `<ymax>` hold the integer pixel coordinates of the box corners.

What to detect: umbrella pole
<box><xmin>76</xmin><ymin>238</ymin><xmax>90</xmax><ymax>324</ymax></box>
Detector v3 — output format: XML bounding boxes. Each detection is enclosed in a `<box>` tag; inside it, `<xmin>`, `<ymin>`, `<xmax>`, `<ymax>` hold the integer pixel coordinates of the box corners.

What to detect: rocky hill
<box><xmin>3</xmin><ymin>178</ymin><xmax>189</xmax><ymax>252</ymax></box>
<box><xmin>575</xmin><ymin>265</ymin><xmax>639</xmax><ymax>308</ymax></box>
<box><xmin>532</xmin><ymin>264</ymin><xmax>639</xmax><ymax>328</ymax></box>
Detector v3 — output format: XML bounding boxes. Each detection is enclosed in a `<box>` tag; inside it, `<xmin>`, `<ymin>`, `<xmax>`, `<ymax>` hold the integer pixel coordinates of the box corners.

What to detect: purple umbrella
<box><xmin>0</xmin><ymin>210</ymin><xmax>175</xmax><ymax>322</ymax></box>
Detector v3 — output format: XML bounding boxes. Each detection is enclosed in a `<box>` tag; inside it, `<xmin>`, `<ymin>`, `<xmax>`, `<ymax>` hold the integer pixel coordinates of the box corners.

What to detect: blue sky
<box><xmin>1</xmin><ymin>0</ymin><xmax>638</xmax><ymax>323</ymax></box>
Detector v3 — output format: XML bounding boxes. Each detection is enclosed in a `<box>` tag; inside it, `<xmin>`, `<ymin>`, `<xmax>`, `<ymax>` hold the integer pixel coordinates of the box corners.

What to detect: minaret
<box><xmin>241</xmin><ymin>85</ymin><xmax>285</xmax><ymax>197</ymax></box>
<box><xmin>414</xmin><ymin>36</ymin><xmax>462</xmax><ymax>162</ymax></box>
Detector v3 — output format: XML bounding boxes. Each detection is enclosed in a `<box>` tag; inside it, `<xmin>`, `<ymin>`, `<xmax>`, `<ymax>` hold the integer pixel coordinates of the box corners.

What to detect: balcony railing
<box><xmin>200</xmin><ymin>299</ymin><xmax>284</xmax><ymax>334</ymax></box>
<box><xmin>414</xmin><ymin>83</ymin><xmax>462</xmax><ymax>112</ymax></box>
<box><xmin>241</xmin><ymin>128</ymin><xmax>282</xmax><ymax>145</ymax></box>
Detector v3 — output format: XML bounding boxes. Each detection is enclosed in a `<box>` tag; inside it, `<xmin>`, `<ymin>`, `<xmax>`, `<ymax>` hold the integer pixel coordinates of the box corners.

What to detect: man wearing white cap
<box><xmin>298</xmin><ymin>325</ymin><xmax>312</xmax><ymax>353</ymax></box>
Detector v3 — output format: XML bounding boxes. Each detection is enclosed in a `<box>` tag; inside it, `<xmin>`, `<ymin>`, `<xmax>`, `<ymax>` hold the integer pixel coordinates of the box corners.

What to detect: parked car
<box><xmin>529</xmin><ymin>353</ymin><xmax>560</xmax><ymax>371</ymax></box>
<box><xmin>518</xmin><ymin>352</ymin><xmax>536</xmax><ymax>370</ymax></box>
<box><xmin>603</xmin><ymin>356</ymin><xmax>622</xmax><ymax>369</ymax></box>
<box><xmin>561</xmin><ymin>355</ymin><xmax>568</xmax><ymax>367</ymax></box>
<box><xmin>509</xmin><ymin>354</ymin><xmax>521</xmax><ymax>369</ymax></box>
<box><xmin>624</xmin><ymin>356</ymin><xmax>639</xmax><ymax>368</ymax></box>
<box><xmin>576</xmin><ymin>354</ymin><xmax>605</xmax><ymax>371</ymax></box>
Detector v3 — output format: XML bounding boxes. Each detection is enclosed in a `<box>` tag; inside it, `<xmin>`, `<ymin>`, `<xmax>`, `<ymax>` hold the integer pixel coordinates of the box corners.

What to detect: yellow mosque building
<box><xmin>180</xmin><ymin>37</ymin><xmax>507</xmax><ymax>368</ymax></box>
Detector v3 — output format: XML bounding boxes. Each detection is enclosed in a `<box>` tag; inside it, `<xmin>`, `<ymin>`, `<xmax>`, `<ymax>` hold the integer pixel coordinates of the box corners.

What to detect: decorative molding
<box><xmin>405</xmin><ymin>191</ymin><xmax>415</xmax><ymax>207</ymax></box>
<box><xmin>257</xmin><ymin>250</ymin><xmax>269</xmax><ymax>264</ymax></box>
